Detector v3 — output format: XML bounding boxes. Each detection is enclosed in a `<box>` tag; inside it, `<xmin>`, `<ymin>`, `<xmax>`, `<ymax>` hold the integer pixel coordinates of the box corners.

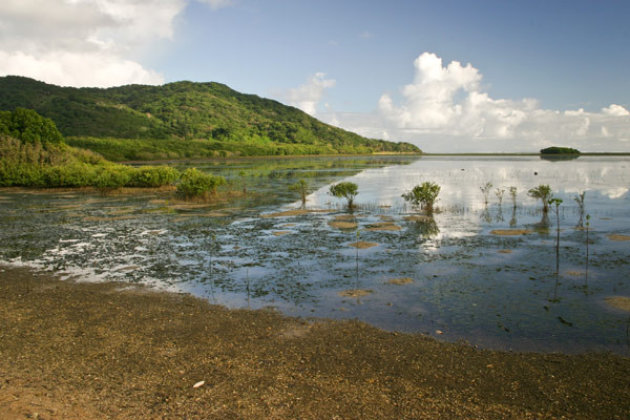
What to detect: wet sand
<box><xmin>1</xmin><ymin>265</ymin><xmax>629</xmax><ymax>419</ymax></box>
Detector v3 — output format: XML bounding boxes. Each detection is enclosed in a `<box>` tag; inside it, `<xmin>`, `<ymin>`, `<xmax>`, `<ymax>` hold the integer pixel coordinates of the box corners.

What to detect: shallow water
<box><xmin>1</xmin><ymin>155</ymin><xmax>629</xmax><ymax>354</ymax></box>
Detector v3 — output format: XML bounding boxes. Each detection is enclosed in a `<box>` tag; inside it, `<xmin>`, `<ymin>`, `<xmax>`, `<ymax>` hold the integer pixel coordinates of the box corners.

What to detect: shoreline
<box><xmin>1</xmin><ymin>265</ymin><xmax>629</xmax><ymax>419</ymax></box>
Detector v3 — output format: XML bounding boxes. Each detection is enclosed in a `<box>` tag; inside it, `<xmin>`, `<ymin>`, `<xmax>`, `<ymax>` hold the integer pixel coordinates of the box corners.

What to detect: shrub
<box><xmin>177</xmin><ymin>168</ymin><xmax>226</xmax><ymax>198</ymax></box>
<box><xmin>402</xmin><ymin>182</ymin><xmax>441</xmax><ymax>214</ymax></box>
<box><xmin>329</xmin><ymin>182</ymin><xmax>359</xmax><ymax>209</ymax></box>
<box><xmin>127</xmin><ymin>166</ymin><xmax>180</xmax><ymax>188</ymax></box>
<box><xmin>94</xmin><ymin>166</ymin><xmax>132</xmax><ymax>191</ymax></box>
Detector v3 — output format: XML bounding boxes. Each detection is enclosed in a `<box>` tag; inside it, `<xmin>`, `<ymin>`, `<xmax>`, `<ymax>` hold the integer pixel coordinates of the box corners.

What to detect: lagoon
<box><xmin>1</xmin><ymin>155</ymin><xmax>629</xmax><ymax>354</ymax></box>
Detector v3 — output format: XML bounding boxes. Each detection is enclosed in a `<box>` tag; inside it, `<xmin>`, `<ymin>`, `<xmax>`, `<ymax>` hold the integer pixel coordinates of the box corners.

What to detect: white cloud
<box><xmin>602</xmin><ymin>104</ymin><xmax>629</xmax><ymax>116</ymax></box>
<box><xmin>0</xmin><ymin>0</ymin><xmax>230</xmax><ymax>87</ymax></box>
<box><xmin>323</xmin><ymin>52</ymin><xmax>630</xmax><ymax>152</ymax></box>
<box><xmin>285</xmin><ymin>72</ymin><xmax>336</xmax><ymax>116</ymax></box>
<box><xmin>0</xmin><ymin>50</ymin><xmax>163</xmax><ymax>87</ymax></box>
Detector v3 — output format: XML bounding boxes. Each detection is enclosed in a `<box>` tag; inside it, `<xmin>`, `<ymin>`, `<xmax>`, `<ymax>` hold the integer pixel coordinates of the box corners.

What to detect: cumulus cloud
<box><xmin>324</xmin><ymin>52</ymin><xmax>630</xmax><ymax>152</ymax></box>
<box><xmin>285</xmin><ymin>72</ymin><xmax>336</xmax><ymax>116</ymax></box>
<box><xmin>0</xmin><ymin>0</ymin><xmax>229</xmax><ymax>87</ymax></box>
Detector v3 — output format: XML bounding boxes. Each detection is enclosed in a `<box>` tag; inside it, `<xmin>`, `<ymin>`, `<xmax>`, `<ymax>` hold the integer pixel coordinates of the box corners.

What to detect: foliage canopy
<box><xmin>0</xmin><ymin>76</ymin><xmax>421</xmax><ymax>160</ymax></box>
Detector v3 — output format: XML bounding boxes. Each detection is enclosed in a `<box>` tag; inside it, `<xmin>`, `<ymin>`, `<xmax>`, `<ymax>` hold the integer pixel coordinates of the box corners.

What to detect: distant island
<box><xmin>540</xmin><ymin>146</ymin><xmax>581</xmax><ymax>155</ymax></box>
<box><xmin>0</xmin><ymin>76</ymin><xmax>420</xmax><ymax>161</ymax></box>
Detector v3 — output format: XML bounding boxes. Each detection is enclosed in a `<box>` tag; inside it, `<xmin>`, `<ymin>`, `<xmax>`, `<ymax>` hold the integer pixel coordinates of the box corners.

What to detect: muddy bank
<box><xmin>1</xmin><ymin>266</ymin><xmax>629</xmax><ymax>419</ymax></box>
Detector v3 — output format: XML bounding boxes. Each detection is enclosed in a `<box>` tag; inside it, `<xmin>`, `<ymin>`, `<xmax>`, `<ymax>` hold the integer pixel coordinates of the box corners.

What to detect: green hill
<box><xmin>0</xmin><ymin>76</ymin><xmax>420</xmax><ymax>160</ymax></box>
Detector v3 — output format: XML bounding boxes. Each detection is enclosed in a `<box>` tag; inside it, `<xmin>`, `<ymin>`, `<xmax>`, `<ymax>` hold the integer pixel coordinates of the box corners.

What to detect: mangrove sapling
<box><xmin>575</xmin><ymin>191</ymin><xmax>586</xmax><ymax>228</ymax></box>
<box><xmin>289</xmin><ymin>179</ymin><xmax>309</xmax><ymax>207</ymax></box>
<box><xmin>549</xmin><ymin>197</ymin><xmax>563</xmax><ymax>300</ymax></box>
<box><xmin>495</xmin><ymin>187</ymin><xmax>505</xmax><ymax>208</ymax></box>
<box><xmin>509</xmin><ymin>186</ymin><xmax>518</xmax><ymax>209</ymax></box>
<box><xmin>480</xmin><ymin>182</ymin><xmax>493</xmax><ymax>207</ymax></box>
<box><xmin>329</xmin><ymin>182</ymin><xmax>359</xmax><ymax>210</ymax></box>
<box><xmin>528</xmin><ymin>185</ymin><xmax>553</xmax><ymax>214</ymax></box>
<box><xmin>585</xmin><ymin>214</ymin><xmax>590</xmax><ymax>287</ymax></box>
<box><xmin>402</xmin><ymin>182</ymin><xmax>441</xmax><ymax>214</ymax></box>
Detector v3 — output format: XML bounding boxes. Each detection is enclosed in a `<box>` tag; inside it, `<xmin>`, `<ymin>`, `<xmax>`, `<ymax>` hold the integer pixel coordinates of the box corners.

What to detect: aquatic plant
<box><xmin>585</xmin><ymin>214</ymin><xmax>590</xmax><ymax>286</ymax></box>
<box><xmin>574</xmin><ymin>191</ymin><xmax>586</xmax><ymax>228</ymax></box>
<box><xmin>177</xmin><ymin>168</ymin><xmax>226</xmax><ymax>199</ymax></box>
<box><xmin>528</xmin><ymin>184</ymin><xmax>552</xmax><ymax>214</ymax></box>
<box><xmin>289</xmin><ymin>179</ymin><xmax>309</xmax><ymax>207</ymax></box>
<box><xmin>480</xmin><ymin>182</ymin><xmax>493</xmax><ymax>206</ymax></box>
<box><xmin>329</xmin><ymin>182</ymin><xmax>359</xmax><ymax>210</ymax></box>
<box><xmin>509</xmin><ymin>186</ymin><xmax>517</xmax><ymax>207</ymax></box>
<box><xmin>402</xmin><ymin>182</ymin><xmax>441</xmax><ymax>214</ymax></box>
<box><xmin>495</xmin><ymin>187</ymin><xmax>505</xmax><ymax>207</ymax></box>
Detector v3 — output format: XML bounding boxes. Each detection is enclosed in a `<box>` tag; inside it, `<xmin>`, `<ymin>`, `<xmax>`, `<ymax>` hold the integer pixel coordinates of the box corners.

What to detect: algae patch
<box><xmin>349</xmin><ymin>241</ymin><xmax>378</xmax><ymax>249</ymax></box>
<box><xmin>338</xmin><ymin>289</ymin><xmax>373</xmax><ymax>298</ymax></box>
<box><xmin>386</xmin><ymin>277</ymin><xmax>413</xmax><ymax>285</ymax></box>
<box><xmin>490</xmin><ymin>229</ymin><xmax>532</xmax><ymax>236</ymax></box>
<box><xmin>605</xmin><ymin>296</ymin><xmax>630</xmax><ymax>312</ymax></box>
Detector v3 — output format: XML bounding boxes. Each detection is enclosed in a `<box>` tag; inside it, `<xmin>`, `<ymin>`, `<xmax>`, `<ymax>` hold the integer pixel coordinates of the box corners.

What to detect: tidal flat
<box><xmin>1</xmin><ymin>155</ymin><xmax>630</xmax><ymax>354</ymax></box>
<box><xmin>1</xmin><ymin>265</ymin><xmax>629</xmax><ymax>419</ymax></box>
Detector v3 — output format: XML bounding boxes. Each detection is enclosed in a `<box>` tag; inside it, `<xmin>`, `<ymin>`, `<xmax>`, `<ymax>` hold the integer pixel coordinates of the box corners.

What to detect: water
<box><xmin>1</xmin><ymin>155</ymin><xmax>629</xmax><ymax>354</ymax></box>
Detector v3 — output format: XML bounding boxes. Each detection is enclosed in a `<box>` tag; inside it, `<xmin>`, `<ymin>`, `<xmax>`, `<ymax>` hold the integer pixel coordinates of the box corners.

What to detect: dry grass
<box><xmin>272</xmin><ymin>231</ymin><xmax>291</xmax><ymax>236</ymax></box>
<box><xmin>607</xmin><ymin>234</ymin><xmax>630</xmax><ymax>241</ymax></box>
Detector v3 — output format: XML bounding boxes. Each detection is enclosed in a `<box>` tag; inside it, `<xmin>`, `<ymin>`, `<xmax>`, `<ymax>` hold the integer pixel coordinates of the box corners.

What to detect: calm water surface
<box><xmin>1</xmin><ymin>155</ymin><xmax>629</xmax><ymax>354</ymax></box>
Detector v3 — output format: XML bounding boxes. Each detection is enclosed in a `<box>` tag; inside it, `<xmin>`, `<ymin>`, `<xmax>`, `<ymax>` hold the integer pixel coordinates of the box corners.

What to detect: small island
<box><xmin>540</xmin><ymin>146</ymin><xmax>581</xmax><ymax>160</ymax></box>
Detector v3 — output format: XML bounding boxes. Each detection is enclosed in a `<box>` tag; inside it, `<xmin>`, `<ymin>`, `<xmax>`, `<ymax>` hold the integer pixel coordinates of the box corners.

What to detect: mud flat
<box><xmin>1</xmin><ymin>265</ymin><xmax>629</xmax><ymax>419</ymax></box>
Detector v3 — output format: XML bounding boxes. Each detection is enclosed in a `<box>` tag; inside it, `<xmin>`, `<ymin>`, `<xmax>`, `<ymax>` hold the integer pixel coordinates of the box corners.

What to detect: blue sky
<box><xmin>1</xmin><ymin>0</ymin><xmax>629</xmax><ymax>152</ymax></box>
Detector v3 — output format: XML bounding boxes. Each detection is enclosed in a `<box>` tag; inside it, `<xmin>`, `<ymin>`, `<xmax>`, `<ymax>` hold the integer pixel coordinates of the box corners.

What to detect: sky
<box><xmin>1</xmin><ymin>0</ymin><xmax>629</xmax><ymax>153</ymax></box>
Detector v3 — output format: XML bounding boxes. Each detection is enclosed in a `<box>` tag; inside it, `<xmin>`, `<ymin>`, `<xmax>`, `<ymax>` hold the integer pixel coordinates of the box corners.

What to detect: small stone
<box><xmin>193</xmin><ymin>380</ymin><xmax>205</xmax><ymax>388</ymax></box>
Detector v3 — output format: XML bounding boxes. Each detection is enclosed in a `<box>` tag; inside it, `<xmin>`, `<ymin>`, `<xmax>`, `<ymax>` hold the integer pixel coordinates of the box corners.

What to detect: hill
<box><xmin>0</xmin><ymin>76</ymin><xmax>420</xmax><ymax>160</ymax></box>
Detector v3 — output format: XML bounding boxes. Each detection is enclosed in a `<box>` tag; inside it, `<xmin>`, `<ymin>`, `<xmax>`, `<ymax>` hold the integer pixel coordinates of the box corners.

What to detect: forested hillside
<box><xmin>0</xmin><ymin>76</ymin><xmax>420</xmax><ymax>160</ymax></box>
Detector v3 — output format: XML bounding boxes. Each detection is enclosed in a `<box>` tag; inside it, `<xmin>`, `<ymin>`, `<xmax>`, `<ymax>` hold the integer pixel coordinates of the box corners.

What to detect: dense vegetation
<box><xmin>0</xmin><ymin>76</ymin><xmax>420</xmax><ymax>160</ymax></box>
<box><xmin>540</xmin><ymin>146</ymin><xmax>580</xmax><ymax>155</ymax></box>
<box><xmin>0</xmin><ymin>108</ymin><xmax>220</xmax><ymax>191</ymax></box>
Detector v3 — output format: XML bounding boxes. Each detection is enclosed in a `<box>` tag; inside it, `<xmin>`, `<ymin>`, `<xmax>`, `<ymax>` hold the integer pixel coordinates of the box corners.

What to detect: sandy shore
<box><xmin>1</xmin><ymin>265</ymin><xmax>629</xmax><ymax>419</ymax></box>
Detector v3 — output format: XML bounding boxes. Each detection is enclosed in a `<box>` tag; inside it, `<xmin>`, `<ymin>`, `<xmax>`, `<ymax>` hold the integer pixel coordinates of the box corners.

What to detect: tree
<box><xmin>402</xmin><ymin>182</ymin><xmax>441</xmax><ymax>214</ymax></box>
<box><xmin>289</xmin><ymin>179</ymin><xmax>309</xmax><ymax>207</ymax></box>
<box><xmin>528</xmin><ymin>184</ymin><xmax>553</xmax><ymax>214</ymax></box>
<box><xmin>329</xmin><ymin>182</ymin><xmax>358</xmax><ymax>210</ymax></box>
<box><xmin>0</xmin><ymin>108</ymin><xmax>64</xmax><ymax>145</ymax></box>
